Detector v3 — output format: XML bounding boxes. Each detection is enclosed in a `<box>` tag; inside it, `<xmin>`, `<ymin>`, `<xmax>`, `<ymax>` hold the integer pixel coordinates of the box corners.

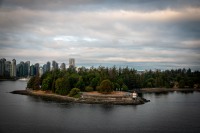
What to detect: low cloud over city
<box><xmin>0</xmin><ymin>0</ymin><xmax>200</xmax><ymax>69</ymax></box>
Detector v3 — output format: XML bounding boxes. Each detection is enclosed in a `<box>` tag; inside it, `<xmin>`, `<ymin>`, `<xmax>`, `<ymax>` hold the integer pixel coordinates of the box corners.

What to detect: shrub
<box><xmin>96</xmin><ymin>86</ymin><xmax>101</xmax><ymax>92</ymax></box>
<box><xmin>69</xmin><ymin>88</ymin><xmax>80</xmax><ymax>97</ymax></box>
<box><xmin>85</xmin><ymin>86</ymin><xmax>93</xmax><ymax>92</ymax></box>
<box><xmin>122</xmin><ymin>84</ymin><xmax>128</xmax><ymax>91</ymax></box>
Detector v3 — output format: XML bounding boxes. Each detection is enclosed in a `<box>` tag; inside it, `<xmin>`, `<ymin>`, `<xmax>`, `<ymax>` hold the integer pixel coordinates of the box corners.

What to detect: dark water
<box><xmin>0</xmin><ymin>81</ymin><xmax>200</xmax><ymax>133</ymax></box>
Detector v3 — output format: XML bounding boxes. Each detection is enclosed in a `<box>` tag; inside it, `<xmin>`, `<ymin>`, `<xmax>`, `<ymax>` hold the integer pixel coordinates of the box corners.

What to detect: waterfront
<box><xmin>0</xmin><ymin>81</ymin><xmax>200</xmax><ymax>133</ymax></box>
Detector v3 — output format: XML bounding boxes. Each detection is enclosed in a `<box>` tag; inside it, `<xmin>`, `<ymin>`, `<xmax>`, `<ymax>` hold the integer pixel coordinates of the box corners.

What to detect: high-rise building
<box><xmin>46</xmin><ymin>61</ymin><xmax>51</xmax><ymax>71</ymax></box>
<box><xmin>0</xmin><ymin>58</ymin><xmax>6</xmax><ymax>77</ymax></box>
<box><xmin>52</xmin><ymin>60</ymin><xmax>58</xmax><ymax>70</ymax></box>
<box><xmin>35</xmin><ymin>63</ymin><xmax>39</xmax><ymax>75</ymax></box>
<box><xmin>43</xmin><ymin>64</ymin><xmax>47</xmax><ymax>74</ymax></box>
<box><xmin>5</xmin><ymin>61</ymin><xmax>11</xmax><ymax>77</ymax></box>
<box><xmin>30</xmin><ymin>65</ymin><xmax>35</xmax><ymax>76</ymax></box>
<box><xmin>17</xmin><ymin>61</ymin><xmax>24</xmax><ymax>77</ymax></box>
<box><xmin>39</xmin><ymin>67</ymin><xmax>43</xmax><ymax>77</ymax></box>
<box><xmin>60</xmin><ymin>63</ymin><xmax>66</xmax><ymax>70</ymax></box>
<box><xmin>24</xmin><ymin>61</ymin><xmax>30</xmax><ymax>77</ymax></box>
<box><xmin>11</xmin><ymin>59</ymin><xmax>16</xmax><ymax>77</ymax></box>
<box><xmin>69</xmin><ymin>58</ymin><xmax>75</xmax><ymax>68</ymax></box>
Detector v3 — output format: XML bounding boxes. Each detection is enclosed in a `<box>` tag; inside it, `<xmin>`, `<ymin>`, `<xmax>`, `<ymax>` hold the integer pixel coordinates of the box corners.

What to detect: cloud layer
<box><xmin>0</xmin><ymin>0</ymin><xmax>200</xmax><ymax>70</ymax></box>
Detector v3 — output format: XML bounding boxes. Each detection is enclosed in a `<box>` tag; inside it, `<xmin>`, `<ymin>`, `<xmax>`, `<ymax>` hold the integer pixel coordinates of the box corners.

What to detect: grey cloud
<box><xmin>1</xmin><ymin>0</ymin><xmax>200</xmax><ymax>11</ymax></box>
<box><xmin>0</xmin><ymin>0</ymin><xmax>200</xmax><ymax>70</ymax></box>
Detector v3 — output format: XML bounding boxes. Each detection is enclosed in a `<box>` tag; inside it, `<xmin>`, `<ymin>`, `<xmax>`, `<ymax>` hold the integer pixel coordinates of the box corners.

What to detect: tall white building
<box><xmin>11</xmin><ymin>59</ymin><xmax>16</xmax><ymax>77</ymax></box>
<box><xmin>69</xmin><ymin>58</ymin><xmax>75</xmax><ymax>68</ymax></box>
<box><xmin>60</xmin><ymin>63</ymin><xmax>66</xmax><ymax>70</ymax></box>
<box><xmin>39</xmin><ymin>67</ymin><xmax>43</xmax><ymax>77</ymax></box>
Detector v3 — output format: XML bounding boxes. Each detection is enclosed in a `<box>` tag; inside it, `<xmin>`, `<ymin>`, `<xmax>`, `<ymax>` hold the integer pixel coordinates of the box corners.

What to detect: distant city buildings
<box><xmin>46</xmin><ymin>61</ymin><xmax>51</xmax><ymax>71</ymax></box>
<box><xmin>52</xmin><ymin>60</ymin><xmax>58</xmax><ymax>70</ymax></box>
<box><xmin>69</xmin><ymin>58</ymin><xmax>75</xmax><ymax>68</ymax></box>
<box><xmin>5</xmin><ymin>61</ymin><xmax>11</xmax><ymax>77</ymax></box>
<box><xmin>0</xmin><ymin>58</ymin><xmax>6</xmax><ymax>77</ymax></box>
<box><xmin>11</xmin><ymin>59</ymin><xmax>16</xmax><ymax>77</ymax></box>
<box><xmin>60</xmin><ymin>63</ymin><xmax>66</xmax><ymax>70</ymax></box>
<box><xmin>0</xmin><ymin>58</ymin><xmax>76</xmax><ymax>78</ymax></box>
<box><xmin>39</xmin><ymin>67</ymin><xmax>43</xmax><ymax>77</ymax></box>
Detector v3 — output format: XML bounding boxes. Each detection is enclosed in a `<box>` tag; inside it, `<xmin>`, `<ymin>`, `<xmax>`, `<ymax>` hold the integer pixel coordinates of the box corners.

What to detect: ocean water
<box><xmin>0</xmin><ymin>80</ymin><xmax>200</xmax><ymax>133</ymax></box>
<box><xmin>77</xmin><ymin>62</ymin><xmax>200</xmax><ymax>71</ymax></box>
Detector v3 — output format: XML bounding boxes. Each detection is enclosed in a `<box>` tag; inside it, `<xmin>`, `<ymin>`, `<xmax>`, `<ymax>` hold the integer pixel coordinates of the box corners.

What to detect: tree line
<box><xmin>27</xmin><ymin>66</ymin><xmax>200</xmax><ymax>95</ymax></box>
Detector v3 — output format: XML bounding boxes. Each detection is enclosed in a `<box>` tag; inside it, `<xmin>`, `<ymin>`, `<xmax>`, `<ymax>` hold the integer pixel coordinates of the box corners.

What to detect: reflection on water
<box><xmin>176</xmin><ymin>90</ymin><xmax>194</xmax><ymax>94</ymax></box>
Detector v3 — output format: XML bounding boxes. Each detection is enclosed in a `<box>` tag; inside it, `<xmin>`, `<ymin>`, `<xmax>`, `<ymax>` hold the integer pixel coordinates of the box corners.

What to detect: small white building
<box><xmin>132</xmin><ymin>92</ymin><xmax>138</xmax><ymax>99</ymax></box>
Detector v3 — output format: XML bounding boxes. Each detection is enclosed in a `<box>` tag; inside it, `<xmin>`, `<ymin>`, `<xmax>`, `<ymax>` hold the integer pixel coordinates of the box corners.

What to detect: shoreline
<box><xmin>10</xmin><ymin>90</ymin><xmax>149</xmax><ymax>105</ymax></box>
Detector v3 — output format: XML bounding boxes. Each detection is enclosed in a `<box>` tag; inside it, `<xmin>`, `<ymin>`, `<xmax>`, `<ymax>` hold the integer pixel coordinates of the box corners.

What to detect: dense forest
<box><xmin>27</xmin><ymin>66</ymin><xmax>200</xmax><ymax>95</ymax></box>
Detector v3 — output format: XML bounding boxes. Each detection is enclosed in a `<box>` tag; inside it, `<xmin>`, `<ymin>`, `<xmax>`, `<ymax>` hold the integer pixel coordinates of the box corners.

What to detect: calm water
<box><xmin>0</xmin><ymin>81</ymin><xmax>200</xmax><ymax>133</ymax></box>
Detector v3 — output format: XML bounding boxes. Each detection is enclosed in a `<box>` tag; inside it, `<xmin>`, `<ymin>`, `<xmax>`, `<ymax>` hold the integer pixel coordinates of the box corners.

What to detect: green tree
<box><xmin>27</xmin><ymin>76</ymin><xmax>35</xmax><ymax>89</ymax></box>
<box><xmin>90</xmin><ymin>77</ymin><xmax>99</xmax><ymax>90</ymax></box>
<box><xmin>41</xmin><ymin>76</ymin><xmax>52</xmax><ymax>91</ymax></box>
<box><xmin>76</xmin><ymin>76</ymin><xmax>85</xmax><ymax>91</ymax></box>
<box><xmin>55</xmin><ymin>77</ymin><xmax>70</xmax><ymax>95</ymax></box>
<box><xmin>122</xmin><ymin>84</ymin><xmax>128</xmax><ymax>91</ymax></box>
<box><xmin>113</xmin><ymin>82</ymin><xmax>120</xmax><ymax>91</ymax></box>
<box><xmin>99</xmin><ymin>79</ymin><xmax>113</xmax><ymax>94</ymax></box>
<box><xmin>85</xmin><ymin>86</ymin><xmax>93</xmax><ymax>92</ymax></box>
<box><xmin>33</xmin><ymin>75</ymin><xmax>40</xmax><ymax>90</ymax></box>
<box><xmin>69</xmin><ymin>73</ymin><xmax>79</xmax><ymax>89</ymax></box>
<box><xmin>179</xmin><ymin>79</ymin><xmax>185</xmax><ymax>88</ymax></box>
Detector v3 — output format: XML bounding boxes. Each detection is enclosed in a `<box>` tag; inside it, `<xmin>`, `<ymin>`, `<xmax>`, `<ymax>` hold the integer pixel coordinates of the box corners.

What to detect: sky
<box><xmin>0</xmin><ymin>0</ymin><xmax>200</xmax><ymax>70</ymax></box>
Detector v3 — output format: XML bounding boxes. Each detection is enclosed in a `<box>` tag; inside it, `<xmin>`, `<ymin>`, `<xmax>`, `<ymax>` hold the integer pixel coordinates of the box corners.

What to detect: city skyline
<box><xmin>0</xmin><ymin>0</ymin><xmax>200</xmax><ymax>70</ymax></box>
<box><xmin>0</xmin><ymin>57</ymin><xmax>75</xmax><ymax>78</ymax></box>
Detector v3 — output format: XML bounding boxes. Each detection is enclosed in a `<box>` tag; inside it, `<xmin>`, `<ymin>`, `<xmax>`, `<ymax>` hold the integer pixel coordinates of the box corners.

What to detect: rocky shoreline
<box><xmin>10</xmin><ymin>90</ymin><xmax>150</xmax><ymax>105</ymax></box>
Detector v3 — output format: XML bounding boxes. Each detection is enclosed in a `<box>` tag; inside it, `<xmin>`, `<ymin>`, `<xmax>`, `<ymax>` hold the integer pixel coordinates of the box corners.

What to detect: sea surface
<box><xmin>0</xmin><ymin>80</ymin><xmax>200</xmax><ymax>133</ymax></box>
<box><xmin>77</xmin><ymin>62</ymin><xmax>200</xmax><ymax>71</ymax></box>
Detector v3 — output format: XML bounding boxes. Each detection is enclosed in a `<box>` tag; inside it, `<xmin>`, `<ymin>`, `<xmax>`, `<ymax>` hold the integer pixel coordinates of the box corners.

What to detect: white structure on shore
<box><xmin>132</xmin><ymin>92</ymin><xmax>138</xmax><ymax>99</ymax></box>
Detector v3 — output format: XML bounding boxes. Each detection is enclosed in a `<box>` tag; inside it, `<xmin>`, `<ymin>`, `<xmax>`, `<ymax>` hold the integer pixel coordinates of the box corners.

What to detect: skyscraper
<box><xmin>46</xmin><ymin>61</ymin><xmax>51</xmax><ymax>71</ymax></box>
<box><xmin>69</xmin><ymin>58</ymin><xmax>75</xmax><ymax>68</ymax></box>
<box><xmin>43</xmin><ymin>64</ymin><xmax>47</xmax><ymax>74</ymax></box>
<box><xmin>52</xmin><ymin>60</ymin><xmax>58</xmax><ymax>70</ymax></box>
<box><xmin>17</xmin><ymin>61</ymin><xmax>24</xmax><ymax>77</ymax></box>
<box><xmin>39</xmin><ymin>67</ymin><xmax>43</xmax><ymax>77</ymax></box>
<box><xmin>0</xmin><ymin>58</ymin><xmax>6</xmax><ymax>77</ymax></box>
<box><xmin>5</xmin><ymin>61</ymin><xmax>11</xmax><ymax>77</ymax></box>
<box><xmin>60</xmin><ymin>63</ymin><xmax>66</xmax><ymax>70</ymax></box>
<box><xmin>11</xmin><ymin>59</ymin><xmax>16</xmax><ymax>77</ymax></box>
<box><xmin>24</xmin><ymin>61</ymin><xmax>30</xmax><ymax>77</ymax></box>
<box><xmin>35</xmin><ymin>63</ymin><xmax>39</xmax><ymax>75</ymax></box>
<box><xmin>30</xmin><ymin>65</ymin><xmax>35</xmax><ymax>76</ymax></box>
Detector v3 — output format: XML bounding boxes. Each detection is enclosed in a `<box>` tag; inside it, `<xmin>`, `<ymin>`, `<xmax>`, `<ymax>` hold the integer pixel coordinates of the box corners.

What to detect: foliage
<box><xmin>99</xmin><ymin>79</ymin><xmax>114</xmax><ymax>94</ymax></box>
<box><xmin>96</xmin><ymin>86</ymin><xmax>101</xmax><ymax>92</ymax></box>
<box><xmin>76</xmin><ymin>76</ymin><xmax>85</xmax><ymax>91</ymax></box>
<box><xmin>27</xmin><ymin>76</ymin><xmax>35</xmax><ymax>89</ymax></box>
<box><xmin>41</xmin><ymin>76</ymin><xmax>52</xmax><ymax>91</ymax></box>
<box><xmin>85</xmin><ymin>86</ymin><xmax>94</xmax><ymax>92</ymax></box>
<box><xmin>30</xmin><ymin>67</ymin><xmax>200</xmax><ymax>94</ymax></box>
<box><xmin>27</xmin><ymin>75</ymin><xmax>40</xmax><ymax>90</ymax></box>
<box><xmin>55</xmin><ymin>77</ymin><xmax>70</xmax><ymax>95</ymax></box>
<box><xmin>122</xmin><ymin>84</ymin><xmax>128</xmax><ymax>91</ymax></box>
<box><xmin>69</xmin><ymin>88</ymin><xmax>80</xmax><ymax>97</ymax></box>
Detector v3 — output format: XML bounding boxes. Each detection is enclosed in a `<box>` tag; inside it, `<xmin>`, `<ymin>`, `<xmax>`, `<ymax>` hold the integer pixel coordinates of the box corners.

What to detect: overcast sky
<box><xmin>0</xmin><ymin>0</ymin><xmax>200</xmax><ymax>70</ymax></box>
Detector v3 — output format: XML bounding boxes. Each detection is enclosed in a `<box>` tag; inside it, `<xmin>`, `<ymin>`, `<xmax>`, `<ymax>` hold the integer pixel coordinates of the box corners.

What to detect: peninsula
<box><xmin>11</xmin><ymin>89</ymin><xmax>149</xmax><ymax>105</ymax></box>
<box><xmin>10</xmin><ymin>66</ymin><xmax>200</xmax><ymax>105</ymax></box>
